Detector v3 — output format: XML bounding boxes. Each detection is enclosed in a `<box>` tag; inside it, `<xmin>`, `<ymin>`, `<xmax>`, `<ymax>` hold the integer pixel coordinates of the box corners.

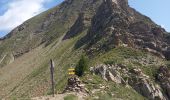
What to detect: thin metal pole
<box><xmin>50</xmin><ymin>59</ymin><xmax>55</xmax><ymax>97</ymax></box>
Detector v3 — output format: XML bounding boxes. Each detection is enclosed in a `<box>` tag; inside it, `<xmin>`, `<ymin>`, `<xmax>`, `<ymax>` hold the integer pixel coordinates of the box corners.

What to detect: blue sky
<box><xmin>129</xmin><ymin>0</ymin><xmax>170</xmax><ymax>32</ymax></box>
<box><xmin>0</xmin><ymin>0</ymin><xmax>64</xmax><ymax>37</ymax></box>
<box><xmin>0</xmin><ymin>0</ymin><xmax>169</xmax><ymax>37</ymax></box>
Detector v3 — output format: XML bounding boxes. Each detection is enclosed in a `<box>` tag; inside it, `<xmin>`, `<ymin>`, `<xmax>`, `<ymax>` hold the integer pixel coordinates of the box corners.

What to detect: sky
<box><xmin>129</xmin><ymin>0</ymin><xmax>170</xmax><ymax>32</ymax></box>
<box><xmin>0</xmin><ymin>0</ymin><xmax>169</xmax><ymax>37</ymax></box>
<box><xmin>0</xmin><ymin>0</ymin><xmax>64</xmax><ymax>37</ymax></box>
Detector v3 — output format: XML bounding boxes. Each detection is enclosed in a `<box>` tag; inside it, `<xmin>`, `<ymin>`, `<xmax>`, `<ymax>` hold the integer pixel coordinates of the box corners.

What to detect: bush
<box><xmin>75</xmin><ymin>55</ymin><xmax>88</xmax><ymax>77</ymax></box>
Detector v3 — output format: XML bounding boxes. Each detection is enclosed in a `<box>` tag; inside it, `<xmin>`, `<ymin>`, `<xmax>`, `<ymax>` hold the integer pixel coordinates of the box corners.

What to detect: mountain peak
<box><xmin>101</xmin><ymin>0</ymin><xmax>130</xmax><ymax>16</ymax></box>
<box><xmin>104</xmin><ymin>0</ymin><xmax>128</xmax><ymax>9</ymax></box>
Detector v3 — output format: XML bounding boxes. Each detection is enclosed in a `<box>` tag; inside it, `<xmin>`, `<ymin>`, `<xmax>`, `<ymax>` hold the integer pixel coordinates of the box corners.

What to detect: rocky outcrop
<box><xmin>91</xmin><ymin>64</ymin><xmax>166</xmax><ymax>100</ymax></box>
<box><xmin>129</xmin><ymin>68</ymin><xmax>165</xmax><ymax>100</ymax></box>
<box><xmin>128</xmin><ymin>22</ymin><xmax>169</xmax><ymax>59</ymax></box>
<box><xmin>144</xmin><ymin>48</ymin><xmax>165</xmax><ymax>59</ymax></box>
<box><xmin>90</xmin><ymin>64</ymin><xmax>125</xmax><ymax>84</ymax></box>
<box><xmin>157</xmin><ymin>66</ymin><xmax>170</xmax><ymax>98</ymax></box>
<box><xmin>63</xmin><ymin>77</ymin><xmax>87</xmax><ymax>93</ymax></box>
<box><xmin>104</xmin><ymin>0</ymin><xmax>129</xmax><ymax>11</ymax></box>
<box><xmin>133</xmin><ymin>78</ymin><xmax>164</xmax><ymax>100</ymax></box>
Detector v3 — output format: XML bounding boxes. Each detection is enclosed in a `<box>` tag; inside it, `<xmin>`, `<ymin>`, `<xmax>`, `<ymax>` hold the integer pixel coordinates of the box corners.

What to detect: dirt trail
<box><xmin>32</xmin><ymin>92</ymin><xmax>86</xmax><ymax>100</ymax></box>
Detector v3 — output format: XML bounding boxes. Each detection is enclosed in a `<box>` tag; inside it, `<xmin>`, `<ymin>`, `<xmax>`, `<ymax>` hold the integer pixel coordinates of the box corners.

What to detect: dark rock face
<box><xmin>157</xmin><ymin>66</ymin><xmax>170</xmax><ymax>98</ymax></box>
<box><xmin>165</xmin><ymin>34</ymin><xmax>170</xmax><ymax>44</ymax></box>
<box><xmin>63</xmin><ymin>13</ymin><xmax>91</xmax><ymax>40</ymax></box>
<box><xmin>129</xmin><ymin>21</ymin><xmax>151</xmax><ymax>34</ymax></box>
<box><xmin>163</xmin><ymin>51</ymin><xmax>170</xmax><ymax>60</ymax></box>
<box><xmin>152</xmin><ymin>27</ymin><xmax>165</xmax><ymax>38</ymax></box>
<box><xmin>80</xmin><ymin>0</ymin><xmax>132</xmax><ymax>53</ymax></box>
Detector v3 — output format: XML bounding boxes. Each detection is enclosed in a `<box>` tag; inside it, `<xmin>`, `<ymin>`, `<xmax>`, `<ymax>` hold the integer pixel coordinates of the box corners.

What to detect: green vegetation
<box><xmin>165</xmin><ymin>61</ymin><xmax>170</xmax><ymax>70</ymax></box>
<box><xmin>75</xmin><ymin>55</ymin><xmax>88</xmax><ymax>77</ymax></box>
<box><xmin>104</xmin><ymin>60</ymin><xmax>116</xmax><ymax>65</ymax></box>
<box><xmin>64</xmin><ymin>94</ymin><xmax>78</xmax><ymax>100</ymax></box>
<box><xmin>2</xmin><ymin>39</ymin><xmax>164</xmax><ymax>99</ymax></box>
<box><xmin>89</xmin><ymin>46</ymin><xmax>163</xmax><ymax>80</ymax></box>
<box><xmin>82</xmin><ymin>74</ymin><xmax>145</xmax><ymax>100</ymax></box>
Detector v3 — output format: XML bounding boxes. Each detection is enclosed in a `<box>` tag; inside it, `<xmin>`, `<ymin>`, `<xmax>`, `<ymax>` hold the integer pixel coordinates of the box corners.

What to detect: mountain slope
<box><xmin>76</xmin><ymin>0</ymin><xmax>170</xmax><ymax>59</ymax></box>
<box><xmin>0</xmin><ymin>0</ymin><xmax>170</xmax><ymax>99</ymax></box>
<box><xmin>0</xmin><ymin>0</ymin><xmax>103</xmax><ymax>67</ymax></box>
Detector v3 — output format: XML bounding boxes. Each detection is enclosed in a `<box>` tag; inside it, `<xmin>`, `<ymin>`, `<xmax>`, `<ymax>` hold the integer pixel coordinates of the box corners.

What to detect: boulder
<box><xmin>90</xmin><ymin>64</ymin><xmax>108</xmax><ymax>80</ymax></box>
<box><xmin>106</xmin><ymin>69</ymin><xmax>122</xmax><ymax>84</ymax></box>
<box><xmin>90</xmin><ymin>64</ymin><xmax>124</xmax><ymax>84</ymax></box>
<box><xmin>135</xmin><ymin>78</ymin><xmax>165</xmax><ymax>100</ymax></box>
<box><xmin>129</xmin><ymin>68</ymin><xmax>166</xmax><ymax>100</ymax></box>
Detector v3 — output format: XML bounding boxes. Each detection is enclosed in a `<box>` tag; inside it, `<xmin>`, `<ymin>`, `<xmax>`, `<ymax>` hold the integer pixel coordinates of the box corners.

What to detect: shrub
<box><xmin>75</xmin><ymin>55</ymin><xmax>88</xmax><ymax>77</ymax></box>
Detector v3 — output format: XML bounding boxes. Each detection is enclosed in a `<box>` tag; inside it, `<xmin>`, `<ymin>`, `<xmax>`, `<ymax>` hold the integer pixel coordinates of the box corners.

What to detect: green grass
<box><xmin>83</xmin><ymin>73</ymin><xmax>145</xmax><ymax>100</ymax></box>
<box><xmin>64</xmin><ymin>94</ymin><xmax>78</xmax><ymax>100</ymax></box>
<box><xmin>165</xmin><ymin>61</ymin><xmax>170</xmax><ymax>70</ymax></box>
<box><xmin>89</xmin><ymin>46</ymin><xmax>163</xmax><ymax>79</ymax></box>
<box><xmin>5</xmin><ymin>39</ymin><xmax>163</xmax><ymax>99</ymax></box>
<box><xmin>89</xmin><ymin>46</ymin><xmax>146</xmax><ymax>66</ymax></box>
<box><xmin>104</xmin><ymin>60</ymin><xmax>117</xmax><ymax>65</ymax></box>
<box><xmin>55</xmin><ymin>75</ymin><xmax>68</xmax><ymax>93</ymax></box>
<box><xmin>81</xmin><ymin>74</ymin><xmax>105</xmax><ymax>91</ymax></box>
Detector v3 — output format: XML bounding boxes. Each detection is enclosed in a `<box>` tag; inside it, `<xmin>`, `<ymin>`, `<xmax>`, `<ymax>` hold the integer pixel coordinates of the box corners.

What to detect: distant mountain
<box><xmin>0</xmin><ymin>0</ymin><xmax>170</xmax><ymax>99</ymax></box>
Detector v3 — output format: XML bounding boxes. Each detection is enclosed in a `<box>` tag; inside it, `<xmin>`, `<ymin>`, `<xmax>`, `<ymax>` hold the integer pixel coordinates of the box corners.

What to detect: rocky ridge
<box><xmin>91</xmin><ymin>64</ymin><xmax>169</xmax><ymax>100</ymax></box>
<box><xmin>75</xmin><ymin>0</ymin><xmax>170</xmax><ymax>60</ymax></box>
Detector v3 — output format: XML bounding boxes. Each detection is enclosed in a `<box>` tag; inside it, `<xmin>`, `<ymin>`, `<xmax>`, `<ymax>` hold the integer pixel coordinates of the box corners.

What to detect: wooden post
<box><xmin>50</xmin><ymin>59</ymin><xmax>55</xmax><ymax>97</ymax></box>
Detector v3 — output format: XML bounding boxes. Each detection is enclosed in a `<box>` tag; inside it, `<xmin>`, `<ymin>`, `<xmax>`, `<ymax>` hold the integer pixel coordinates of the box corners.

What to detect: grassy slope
<box><xmin>0</xmin><ymin>0</ymin><xmax>82</xmax><ymax>68</ymax></box>
<box><xmin>81</xmin><ymin>74</ymin><xmax>145</xmax><ymax>100</ymax></box>
<box><xmin>82</xmin><ymin>47</ymin><xmax>164</xmax><ymax>100</ymax></box>
<box><xmin>1</xmin><ymin>30</ymin><xmax>163</xmax><ymax>99</ymax></box>
<box><xmin>89</xmin><ymin>47</ymin><xmax>164</xmax><ymax>78</ymax></box>
<box><xmin>0</xmin><ymin>28</ymin><xmax>146</xmax><ymax>99</ymax></box>
<box><xmin>0</xmin><ymin>0</ymin><xmax>100</xmax><ymax>98</ymax></box>
<box><xmin>0</xmin><ymin>30</ymin><xmax>87</xmax><ymax>99</ymax></box>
